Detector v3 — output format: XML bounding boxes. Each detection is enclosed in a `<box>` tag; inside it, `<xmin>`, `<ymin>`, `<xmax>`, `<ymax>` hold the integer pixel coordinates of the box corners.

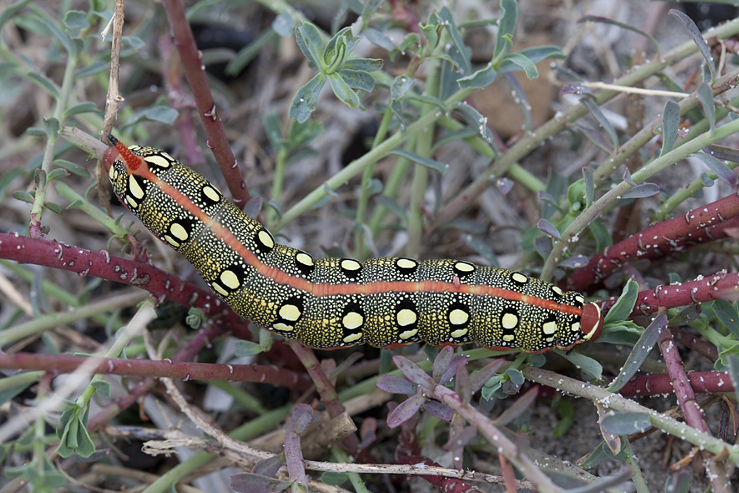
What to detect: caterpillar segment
<box><xmin>103</xmin><ymin>137</ymin><xmax>604</xmax><ymax>353</ymax></box>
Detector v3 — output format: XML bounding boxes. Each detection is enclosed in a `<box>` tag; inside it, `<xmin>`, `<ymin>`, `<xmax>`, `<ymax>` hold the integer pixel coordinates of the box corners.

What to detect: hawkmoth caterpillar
<box><xmin>103</xmin><ymin>137</ymin><xmax>603</xmax><ymax>353</ymax></box>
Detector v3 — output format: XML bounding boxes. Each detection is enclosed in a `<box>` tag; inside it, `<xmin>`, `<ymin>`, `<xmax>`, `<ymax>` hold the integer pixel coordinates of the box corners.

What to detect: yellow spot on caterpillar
<box><xmin>545</xmin><ymin>336</ymin><xmax>556</xmax><ymax>343</ymax></box>
<box><xmin>258</xmin><ymin>230</ymin><xmax>274</xmax><ymax>249</ymax></box>
<box><xmin>343</xmin><ymin>332</ymin><xmax>363</xmax><ymax>343</ymax></box>
<box><xmin>502</xmin><ymin>312</ymin><xmax>519</xmax><ymax>329</ymax></box>
<box><xmin>454</xmin><ymin>261</ymin><xmax>475</xmax><ymax>273</ymax></box>
<box><xmin>511</xmin><ymin>272</ymin><xmax>528</xmax><ymax>284</ymax></box>
<box><xmin>451</xmin><ymin>328</ymin><xmax>468</xmax><ymax>338</ymax></box>
<box><xmin>552</xmin><ymin>286</ymin><xmax>564</xmax><ymax>296</ymax></box>
<box><xmin>575</xmin><ymin>295</ymin><xmax>585</xmax><ymax>304</ymax></box>
<box><xmin>170</xmin><ymin>223</ymin><xmax>189</xmax><ymax>242</ymax></box>
<box><xmin>128</xmin><ymin>176</ymin><xmax>145</xmax><ymax>200</ymax></box>
<box><xmin>164</xmin><ymin>235</ymin><xmax>180</xmax><ymax>247</ymax></box>
<box><xmin>220</xmin><ymin>269</ymin><xmax>240</xmax><ymax>290</ymax></box>
<box><xmin>502</xmin><ymin>334</ymin><xmax>515</xmax><ymax>342</ymax></box>
<box><xmin>126</xmin><ymin>196</ymin><xmax>139</xmax><ymax>209</ymax></box>
<box><xmin>396</xmin><ymin>309</ymin><xmax>417</xmax><ymax>327</ymax></box>
<box><xmin>542</xmin><ymin>321</ymin><xmax>557</xmax><ymax>335</ymax></box>
<box><xmin>212</xmin><ymin>282</ymin><xmax>229</xmax><ymax>297</ymax></box>
<box><xmin>202</xmin><ymin>185</ymin><xmax>221</xmax><ymax>202</ymax></box>
<box><xmin>449</xmin><ymin>309</ymin><xmax>469</xmax><ymax>326</ymax></box>
<box><xmin>296</xmin><ymin>252</ymin><xmax>314</xmax><ymax>267</ymax></box>
<box><xmin>342</xmin><ymin>311</ymin><xmax>364</xmax><ymax>330</ymax></box>
<box><xmin>571</xmin><ymin>322</ymin><xmax>581</xmax><ymax>333</ymax></box>
<box><xmin>279</xmin><ymin>303</ymin><xmax>301</xmax><ymax>322</ymax></box>
<box><xmin>341</xmin><ymin>259</ymin><xmax>362</xmax><ymax>271</ymax></box>
<box><xmin>108</xmin><ymin>164</ymin><xmax>117</xmax><ymax>181</ymax></box>
<box><xmin>399</xmin><ymin>328</ymin><xmax>418</xmax><ymax>340</ymax></box>
<box><xmin>145</xmin><ymin>155</ymin><xmax>172</xmax><ymax>168</ymax></box>
<box><xmin>273</xmin><ymin>322</ymin><xmax>293</xmax><ymax>332</ymax></box>
<box><xmin>396</xmin><ymin>258</ymin><xmax>417</xmax><ymax>269</ymax></box>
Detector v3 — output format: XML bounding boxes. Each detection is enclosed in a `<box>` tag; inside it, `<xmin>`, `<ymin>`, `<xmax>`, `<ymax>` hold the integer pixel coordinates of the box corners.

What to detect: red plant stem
<box><xmin>569</xmin><ymin>193</ymin><xmax>739</xmax><ymax>292</ymax></box>
<box><xmin>599</xmin><ymin>270</ymin><xmax>739</xmax><ymax>317</ymax></box>
<box><xmin>618</xmin><ymin>371</ymin><xmax>733</xmax><ymax>397</ymax></box>
<box><xmin>672</xmin><ymin>328</ymin><xmax>719</xmax><ymax>362</ymax></box>
<box><xmin>0</xmin><ymin>353</ymin><xmax>313</xmax><ymax>390</ymax></box>
<box><xmin>0</xmin><ymin>233</ymin><xmax>252</xmax><ymax>341</ymax></box>
<box><xmin>159</xmin><ymin>0</ymin><xmax>250</xmax><ymax>207</ymax></box>
<box><xmin>657</xmin><ymin>326</ymin><xmax>731</xmax><ymax>493</ymax></box>
<box><xmin>159</xmin><ymin>34</ymin><xmax>205</xmax><ymax>166</ymax></box>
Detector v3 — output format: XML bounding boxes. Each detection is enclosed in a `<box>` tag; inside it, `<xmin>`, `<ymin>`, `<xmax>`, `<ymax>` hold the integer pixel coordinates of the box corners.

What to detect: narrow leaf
<box><xmin>423</xmin><ymin>401</ymin><xmax>454</xmax><ymax>422</ymax></box>
<box><xmin>386</xmin><ymin>392</ymin><xmax>427</xmax><ymax>428</ymax></box>
<box><xmin>620</xmin><ymin>183</ymin><xmax>660</xmax><ymax>199</ymax></box>
<box><xmin>537</xmin><ymin>218</ymin><xmax>561</xmax><ymax>240</ymax></box>
<box><xmin>600</xmin><ymin>412</ymin><xmax>652</xmax><ymax>434</ymax></box>
<box><xmin>604</xmin><ymin>279</ymin><xmax>639</xmax><ymax>325</ymax></box>
<box><xmin>697</xmin><ymin>82</ymin><xmax>715</xmax><ymax>134</ymax></box>
<box><xmin>389</xmin><ymin>150</ymin><xmax>448</xmax><ymax>175</ymax></box>
<box><xmin>669</xmin><ymin>10</ymin><xmax>715</xmax><ymax>83</ymax></box>
<box><xmin>498</xmin><ymin>52</ymin><xmax>538</xmax><ymax>78</ymax></box>
<box><xmin>289</xmin><ymin>73</ymin><xmax>326</xmax><ymax>123</ymax></box>
<box><xmin>713</xmin><ymin>300</ymin><xmax>739</xmax><ymax>338</ymax></box>
<box><xmin>606</xmin><ymin>314</ymin><xmax>667</xmax><ymax>393</ymax></box>
<box><xmin>578</xmin><ymin>15</ymin><xmax>660</xmax><ymax>58</ymax></box>
<box><xmin>376</xmin><ymin>375</ymin><xmax>416</xmax><ymax>396</ymax></box>
<box><xmin>328</xmin><ymin>72</ymin><xmax>360</xmax><ymax>109</ymax></box>
<box><xmin>693</xmin><ymin>152</ymin><xmax>738</xmax><ymax>188</ymax></box>
<box><xmin>580</xmin><ymin>98</ymin><xmax>618</xmax><ymax>151</ymax></box>
<box><xmin>661</xmin><ymin>100</ymin><xmax>680</xmax><ymax>157</ymax></box>
<box><xmin>393</xmin><ymin>355</ymin><xmax>436</xmax><ymax>388</ymax></box>
<box><xmin>231</xmin><ymin>473</ymin><xmax>294</xmax><ymax>493</ymax></box>
<box><xmin>457</xmin><ymin>63</ymin><xmax>497</xmax><ymax>90</ymax></box>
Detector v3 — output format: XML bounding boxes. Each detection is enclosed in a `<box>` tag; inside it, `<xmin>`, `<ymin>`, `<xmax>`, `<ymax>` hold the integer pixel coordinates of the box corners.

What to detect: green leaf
<box><xmin>458</xmin><ymin>63</ymin><xmax>497</xmax><ymax>90</ymax></box>
<box><xmin>697</xmin><ymin>82</ymin><xmax>715</xmax><ymax>135</ymax></box>
<box><xmin>339</xmin><ymin>69</ymin><xmax>375</xmax><ymax>93</ymax></box>
<box><xmin>494</xmin><ymin>0</ymin><xmax>517</xmax><ymax>62</ymax></box>
<box><xmin>289</xmin><ymin>73</ymin><xmax>327</xmax><ymax>123</ymax></box>
<box><xmin>124</xmin><ymin>106</ymin><xmax>179</xmax><ymax>127</ymax></box>
<box><xmin>450</xmin><ymin>101</ymin><xmax>494</xmax><ymax>144</ymax></box>
<box><xmin>46</xmin><ymin>169</ymin><xmax>68</xmax><ymax>181</ymax></box>
<box><xmin>272</xmin><ymin>12</ymin><xmax>295</xmax><ymax>37</ymax></box>
<box><xmin>327</xmin><ymin>72</ymin><xmax>360</xmax><ymax>109</ymax></box>
<box><xmin>669</xmin><ymin>10</ymin><xmax>715</xmax><ymax>83</ymax></box>
<box><xmin>578</xmin><ymin>16</ymin><xmax>660</xmax><ymax>59</ymax></box>
<box><xmin>437</xmin><ymin>7</ymin><xmax>471</xmax><ymax>75</ymax></box>
<box><xmin>600</xmin><ymin>412</ymin><xmax>652</xmax><ymax>434</ymax></box>
<box><xmin>693</xmin><ymin>152</ymin><xmax>738</xmax><ymax>188</ymax></box>
<box><xmin>727</xmin><ymin>355</ymin><xmax>739</xmax><ymax>405</ymax></box>
<box><xmin>713</xmin><ymin>300</ymin><xmax>739</xmax><ymax>338</ymax></box>
<box><xmin>13</xmin><ymin>190</ymin><xmax>34</xmax><ymax>203</ymax></box>
<box><xmin>580</xmin><ymin>97</ymin><xmax>618</xmax><ymax>151</ymax></box>
<box><xmin>342</xmin><ymin>58</ymin><xmax>383</xmax><ymax>72</ymax></box>
<box><xmin>234</xmin><ymin>340</ymin><xmax>266</xmax><ymax>357</ymax></box>
<box><xmin>365</xmin><ymin>27</ymin><xmax>394</xmax><ymax>51</ymax></box>
<box><xmin>321</xmin><ymin>472</ymin><xmax>349</xmax><ymax>486</ymax></box>
<box><xmin>31</xmin><ymin>10</ymin><xmax>74</xmax><ymax>54</ymax></box>
<box><xmin>294</xmin><ymin>22</ymin><xmax>324</xmax><ymax>70</ymax></box>
<box><xmin>660</xmin><ymin>100</ymin><xmax>680</xmax><ymax>156</ymax></box>
<box><xmin>263</xmin><ymin>113</ymin><xmax>284</xmax><ymax>149</ymax></box>
<box><xmin>0</xmin><ymin>0</ymin><xmax>33</xmax><ymax>33</ymax></box>
<box><xmin>391</xmin><ymin>75</ymin><xmax>415</xmax><ymax>100</ymax></box>
<box><xmin>0</xmin><ymin>168</ymin><xmax>25</xmax><ymax>204</ymax></box>
<box><xmin>27</xmin><ymin>71</ymin><xmax>60</xmax><ymax>99</ymax></box>
<box><xmin>554</xmin><ymin>350</ymin><xmax>602</xmax><ymax>380</ymax></box>
<box><xmin>498</xmin><ymin>52</ymin><xmax>538</xmax><ymax>78</ymax></box>
<box><xmin>121</xmin><ymin>36</ymin><xmax>145</xmax><ymax>51</ymax></box>
<box><xmin>389</xmin><ymin>150</ymin><xmax>448</xmax><ymax>175</ymax></box>
<box><xmin>74</xmin><ymin>60</ymin><xmax>109</xmax><ymax>80</ymax></box>
<box><xmin>62</xmin><ymin>102</ymin><xmax>99</xmax><ymax>120</ymax></box>
<box><xmin>91</xmin><ymin>380</ymin><xmax>111</xmax><ymax>399</ymax></box>
<box><xmin>606</xmin><ymin>314</ymin><xmax>667</xmax><ymax>393</ymax></box>
<box><xmin>53</xmin><ymin>159</ymin><xmax>90</xmax><ymax>178</ymax></box>
<box><xmin>63</xmin><ymin>10</ymin><xmax>89</xmax><ymax>31</ymax></box>
<box><xmin>604</xmin><ymin>279</ymin><xmax>638</xmax><ymax>325</ymax></box>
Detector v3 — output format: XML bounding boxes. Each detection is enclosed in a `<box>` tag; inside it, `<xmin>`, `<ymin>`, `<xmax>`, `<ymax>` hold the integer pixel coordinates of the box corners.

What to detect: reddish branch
<box><xmin>0</xmin><ymin>353</ymin><xmax>312</xmax><ymax>390</ymax></box>
<box><xmin>568</xmin><ymin>193</ymin><xmax>739</xmax><ymax>293</ymax></box>
<box><xmin>0</xmin><ymin>233</ymin><xmax>252</xmax><ymax>341</ymax></box>
<box><xmin>618</xmin><ymin>371</ymin><xmax>734</xmax><ymax>397</ymax></box>
<box><xmin>658</xmin><ymin>326</ymin><xmax>731</xmax><ymax>493</ymax></box>
<box><xmin>599</xmin><ymin>270</ymin><xmax>739</xmax><ymax>317</ymax></box>
<box><xmin>160</xmin><ymin>0</ymin><xmax>250</xmax><ymax>207</ymax></box>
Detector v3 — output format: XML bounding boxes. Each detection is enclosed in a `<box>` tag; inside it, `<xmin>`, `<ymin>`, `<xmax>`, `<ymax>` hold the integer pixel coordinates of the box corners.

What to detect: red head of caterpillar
<box><xmin>103</xmin><ymin>137</ymin><xmax>604</xmax><ymax>353</ymax></box>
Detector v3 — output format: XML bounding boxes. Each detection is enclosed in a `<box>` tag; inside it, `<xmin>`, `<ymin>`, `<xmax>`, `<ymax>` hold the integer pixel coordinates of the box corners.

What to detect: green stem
<box><xmin>367</xmin><ymin>140</ymin><xmax>414</xmax><ymax>237</ymax></box>
<box><xmin>331</xmin><ymin>446</ymin><xmax>370</xmax><ymax>493</ymax></box>
<box><xmin>272</xmin><ymin>88</ymin><xmax>473</xmax><ymax>233</ymax></box>
<box><xmin>268</xmin><ymin>145</ymin><xmax>289</xmax><ymax>227</ymax></box>
<box><xmin>0</xmin><ymin>291</ymin><xmax>147</xmax><ymax>349</ymax></box>
<box><xmin>620</xmin><ymin>439</ymin><xmax>649</xmax><ymax>493</ymax></box>
<box><xmin>541</xmin><ymin>116</ymin><xmax>739</xmax><ymax>281</ymax></box>
<box><xmin>355</xmin><ymin>106</ymin><xmax>395</xmax><ymax>260</ymax></box>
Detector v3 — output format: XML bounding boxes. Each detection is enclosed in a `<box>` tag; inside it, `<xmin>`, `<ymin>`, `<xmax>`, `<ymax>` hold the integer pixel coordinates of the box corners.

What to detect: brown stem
<box><xmin>160</xmin><ymin>0</ymin><xmax>251</xmax><ymax>207</ymax></box>
<box><xmin>0</xmin><ymin>233</ymin><xmax>252</xmax><ymax>340</ymax></box>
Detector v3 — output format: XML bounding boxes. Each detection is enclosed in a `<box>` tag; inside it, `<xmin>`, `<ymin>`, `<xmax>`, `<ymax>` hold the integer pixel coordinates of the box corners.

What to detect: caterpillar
<box><xmin>103</xmin><ymin>137</ymin><xmax>603</xmax><ymax>353</ymax></box>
